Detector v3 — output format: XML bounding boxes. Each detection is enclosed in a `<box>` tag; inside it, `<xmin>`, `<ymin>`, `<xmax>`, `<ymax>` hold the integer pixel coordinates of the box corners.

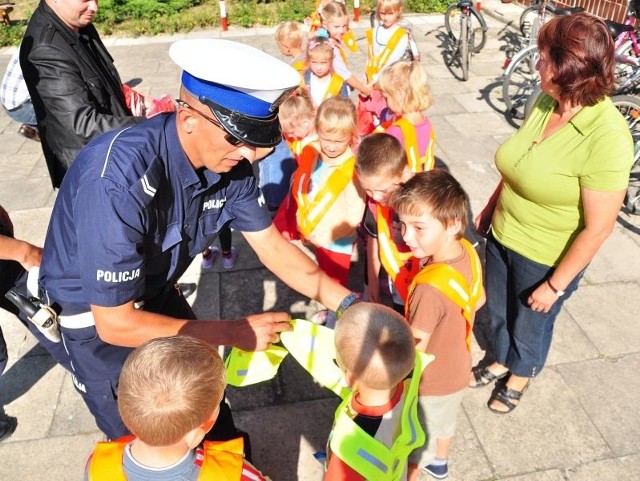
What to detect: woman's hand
<box><xmin>527</xmin><ymin>281</ymin><xmax>559</xmax><ymax>313</ymax></box>
<box><xmin>474</xmin><ymin>207</ymin><xmax>493</xmax><ymax>238</ymax></box>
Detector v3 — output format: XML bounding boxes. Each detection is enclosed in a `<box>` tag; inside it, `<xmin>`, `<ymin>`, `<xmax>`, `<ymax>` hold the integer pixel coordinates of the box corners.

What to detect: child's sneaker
<box><xmin>201</xmin><ymin>246</ymin><xmax>220</xmax><ymax>269</ymax></box>
<box><xmin>423</xmin><ymin>462</ymin><xmax>449</xmax><ymax>479</ymax></box>
<box><xmin>221</xmin><ymin>247</ymin><xmax>238</xmax><ymax>269</ymax></box>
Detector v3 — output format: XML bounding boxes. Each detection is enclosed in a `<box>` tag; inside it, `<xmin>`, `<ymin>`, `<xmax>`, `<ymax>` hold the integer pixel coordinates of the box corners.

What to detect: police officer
<box><xmin>33</xmin><ymin>39</ymin><xmax>359</xmax><ymax>441</ymax></box>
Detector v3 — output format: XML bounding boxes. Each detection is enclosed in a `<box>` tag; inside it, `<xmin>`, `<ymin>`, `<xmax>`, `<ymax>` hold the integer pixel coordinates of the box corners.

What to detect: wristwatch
<box><xmin>336</xmin><ymin>292</ymin><xmax>361</xmax><ymax>319</ymax></box>
<box><xmin>547</xmin><ymin>279</ymin><xmax>565</xmax><ymax>297</ymax></box>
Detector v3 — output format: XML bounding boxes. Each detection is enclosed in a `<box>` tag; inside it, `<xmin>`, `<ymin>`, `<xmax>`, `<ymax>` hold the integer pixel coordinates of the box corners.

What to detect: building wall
<box><xmin>519</xmin><ymin>0</ymin><xmax>631</xmax><ymax>23</ymax></box>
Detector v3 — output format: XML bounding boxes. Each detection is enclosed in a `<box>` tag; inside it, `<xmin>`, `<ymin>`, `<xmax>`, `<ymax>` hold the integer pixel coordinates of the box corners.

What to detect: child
<box><xmin>355</xmin><ymin>133</ymin><xmax>417</xmax><ymax>310</ymax></box>
<box><xmin>84</xmin><ymin>335</ymin><xmax>267</xmax><ymax>480</ymax></box>
<box><xmin>366</xmin><ymin>0</ymin><xmax>419</xmax><ymax>83</ymax></box>
<box><xmin>201</xmin><ymin>226</ymin><xmax>238</xmax><ymax>269</ymax></box>
<box><xmin>318</xmin><ymin>1</ymin><xmax>371</xmax><ymax>97</ymax></box>
<box><xmin>308</xmin><ymin>0</ymin><xmax>360</xmax><ymax>54</ymax></box>
<box><xmin>275</xmin><ymin>20</ymin><xmax>306</xmax><ymax>77</ymax></box>
<box><xmin>278</xmin><ymin>88</ymin><xmax>318</xmax><ymax>159</ymax></box>
<box><xmin>326</xmin><ymin>301</ymin><xmax>423</xmax><ymax>479</ymax></box>
<box><xmin>377</xmin><ymin>60</ymin><xmax>436</xmax><ymax>173</ymax></box>
<box><xmin>275</xmin><ymin>96</ymin><xmax>365</xmax><ymax>287</ymax></box>
<box><xmin>391</xmin><ymin>170</ymin><xmax>485</xmax><ymax>480</ymax></box>
<box><xmin>358</xmin><ymin>0</ymin><xmax>420</xmax><ymax>134</ymax></box>
<box><xmin>304</xmin><ymin>35</ymin><xmax>350</xmax><ymax>107</ymax></box>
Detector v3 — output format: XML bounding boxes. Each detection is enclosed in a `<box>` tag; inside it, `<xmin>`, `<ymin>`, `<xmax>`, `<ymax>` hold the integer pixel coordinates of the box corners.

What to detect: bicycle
<box><xmin>502</xmin><ymin>1</ymin><xmax>582</xmax><ymax>119</ymax></box>
<box><xmin>612</xmin><ymin>94</ymin><xmax>640</xmax><ymax>214</ymax></box>
<box><xmin>519</xmin><ymin>0</ymin><xmax>584</xmax><ymax>40</ymax></box>
<box><xmin>444</xmin><ymin>0</ymin><xmax>487</xmax><ymax>81</ymax></box>
<box><xmin>444</xmin><ymin>1</ymin><xmax>488</xmax><ymax>54</ymax></box>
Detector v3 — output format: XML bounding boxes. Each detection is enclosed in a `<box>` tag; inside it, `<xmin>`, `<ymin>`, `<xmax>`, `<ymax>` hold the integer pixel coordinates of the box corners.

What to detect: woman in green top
<box><xmin>470</xmin><ymin>13</ymin><xmax>634</xmax><ymax>414</ymax></box>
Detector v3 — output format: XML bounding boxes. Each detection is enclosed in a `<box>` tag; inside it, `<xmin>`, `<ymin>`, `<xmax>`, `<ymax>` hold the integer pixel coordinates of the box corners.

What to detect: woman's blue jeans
<box><xmin>485</xmin><ymin>233</ymin><xmax>584</xmax><ymax>378</ymax></box>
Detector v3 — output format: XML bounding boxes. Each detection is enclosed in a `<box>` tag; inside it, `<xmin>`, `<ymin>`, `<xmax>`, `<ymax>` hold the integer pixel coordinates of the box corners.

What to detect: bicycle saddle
<box><xmin>457</xmin><ymin>1</ymin><xmax>474</xmax><ymax>8</ymax></box>
<box><xmin>546</xmin><ymin>4</ymin><xmax>584</xmax><ymax>16</ymax></box>
<box><xmin>604</xmin><ymin>19</ymin><xmax>634</xmax><ymax>40</ymax></box>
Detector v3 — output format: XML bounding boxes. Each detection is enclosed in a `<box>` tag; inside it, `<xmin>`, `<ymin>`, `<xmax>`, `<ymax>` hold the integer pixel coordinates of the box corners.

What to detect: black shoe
<box><xmin>18</xmin><ymin>124</ymin><xmax>40</xmax><ymax>142</ymax></box>
<box><xmin>178</xmin><ymin>282</ymin><xmax>197</xmax><ymax>298</ymax></box>
<box><xmin>0</xmin><ymin>416</ymin><xmax>17</xmax><ymax>442</ymax></box>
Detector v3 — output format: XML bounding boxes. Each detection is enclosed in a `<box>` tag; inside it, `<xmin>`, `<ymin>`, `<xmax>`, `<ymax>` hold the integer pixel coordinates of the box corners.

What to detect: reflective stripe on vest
<box><xmin>290</xmin><ymin>145</ymin><xmax>356</xmax><ymax>238</ymax></box>
<box><xmin>87</xmin><ymin>437</ymin><xmax>245</xmax><ymax>481</ymax></box>
<box><xmin>392</xmin><ymin>118</ymin><xmax>435</xmax><ymax>173</ymax></box>
<box><xmin>377</xmin><ymin>204</ymin><xmax>421</xmax><ymax>301</ymax></box>
<box><xmin>365</xmin><ymin>27</ymin><xmax>408</xmax><ymax>81</ymax></box>
<box><xmin>406</xmin><ymin>239</ymin><xmax>483</xmax><ymax>351</ymax></box>
<box><xmin>329</xmin><ymin>351</ymin><xmax>432</xmax><ymax>481</ymax></box>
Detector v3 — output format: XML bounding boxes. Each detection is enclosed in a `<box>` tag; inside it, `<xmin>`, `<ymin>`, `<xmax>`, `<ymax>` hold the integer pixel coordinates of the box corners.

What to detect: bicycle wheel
<box><xmin>612</xmin><ymin>95</ymin><xmax>640</xmax><ymax>214</ymax></box>
<box><xmin>502</xmin><ymin>47</ymin><xmax>540</xmax><ymax>120</ymax></box>
<box><xmin>460</xmin><ymin>13</ymin><xmax>470</xmax><ymax>81</ymax></box>
<box><xmin>445</xmin><ymin>4</ymin><xmax>487</xmax><ymax>53</ymax></box>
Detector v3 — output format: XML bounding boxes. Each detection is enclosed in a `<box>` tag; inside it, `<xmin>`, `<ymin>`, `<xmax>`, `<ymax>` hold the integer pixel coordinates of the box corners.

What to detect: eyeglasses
<box><xmin>175</xmin><ymin>99</ymin><xmax>244</xmax><ymax>146</ymax></box>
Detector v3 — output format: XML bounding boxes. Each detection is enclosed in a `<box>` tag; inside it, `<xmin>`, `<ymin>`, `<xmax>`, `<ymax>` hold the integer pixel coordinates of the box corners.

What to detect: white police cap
<box><xmin>170</xmin><ymin>39</ymin><xmax>300</xmax><ymax>147</ymax></box>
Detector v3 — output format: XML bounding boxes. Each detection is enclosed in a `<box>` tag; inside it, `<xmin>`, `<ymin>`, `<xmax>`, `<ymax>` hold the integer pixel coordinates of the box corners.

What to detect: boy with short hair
<box><xmin>391</xmin><ymin>170</ymin><xmax>485</xmax><ymax>480</ymax></box>
<box><xmin>84</xmin><ymin>335</ymin><xmax>267</xmax><ymax>481</ymax></box>
<box><xmin>355</xmin><ymin>133</ymin><xmax>416</xmax><ymax>310</ymax></box>
<box><xmin>325</xmin><ymin>301</ymin><xmax>426</xmax><ymax>480</ymax></box>
<box><xmin>275</xmin><ymin>21</ymin><xmax>306</xmax><ymax>76</ymax></box>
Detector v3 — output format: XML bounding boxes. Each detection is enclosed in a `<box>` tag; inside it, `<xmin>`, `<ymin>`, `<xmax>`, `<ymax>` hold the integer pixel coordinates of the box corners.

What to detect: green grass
<box><xmin>0</xmin><ymin>0</ymin><xmax>450</xmax><ymax>46</ymax></box>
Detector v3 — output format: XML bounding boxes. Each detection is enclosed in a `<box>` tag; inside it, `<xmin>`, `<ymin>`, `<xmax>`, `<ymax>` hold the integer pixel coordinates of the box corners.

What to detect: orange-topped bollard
<box><xmin>219</xmin><ymin>0</ymin><xmax>228</xmax><ymax>31</ymax></box>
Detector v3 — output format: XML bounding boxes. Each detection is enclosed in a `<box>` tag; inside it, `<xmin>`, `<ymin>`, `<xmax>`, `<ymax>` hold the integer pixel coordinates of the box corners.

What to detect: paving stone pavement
<box><xmin>0</xmin><ymin>1</ymin><xmax>639</xmax><ymax>479</ymax></box>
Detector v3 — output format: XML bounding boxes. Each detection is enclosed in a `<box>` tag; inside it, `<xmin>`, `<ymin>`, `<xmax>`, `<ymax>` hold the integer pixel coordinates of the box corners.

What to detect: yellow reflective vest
<box><xmin>406</xmin><ymin>238</ymin><xmax>483</xmax><ymax>351</ymax></box>
<box><xmin>87</xmin><ymin>436</ymin><xmax>245</xmax><ymax>481</ymax></box>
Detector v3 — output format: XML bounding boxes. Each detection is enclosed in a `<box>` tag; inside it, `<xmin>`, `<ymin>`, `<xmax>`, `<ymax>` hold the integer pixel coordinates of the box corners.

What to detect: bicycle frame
<box><xmin>613</xmin><ymin>0</ymin><xmax>640</xmax><ymax>56</ymax></box>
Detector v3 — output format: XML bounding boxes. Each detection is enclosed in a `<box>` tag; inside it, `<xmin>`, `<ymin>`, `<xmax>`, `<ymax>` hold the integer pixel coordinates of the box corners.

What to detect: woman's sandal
<box><xmin>469</xmin><ymin>366</ymin><xmax>509</xmax><ymax>388</ymax></box>
<box><xmin>487</xmin><ymin>380</ymin><xmax>530</xmax><ymax>414</ymax></box>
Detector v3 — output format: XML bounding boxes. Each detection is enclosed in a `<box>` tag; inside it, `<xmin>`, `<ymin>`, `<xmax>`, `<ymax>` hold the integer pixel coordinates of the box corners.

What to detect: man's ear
<box><xmin>176</xmin><ymin>106</ymin><xmax>196</xmax><ymax>132</ymax></box>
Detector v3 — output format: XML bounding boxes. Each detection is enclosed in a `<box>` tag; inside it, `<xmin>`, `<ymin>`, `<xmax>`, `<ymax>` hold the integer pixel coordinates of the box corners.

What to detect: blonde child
<box><xmin>84</xmin><ymin>335</ymin><xmax>267</xmax><ymax>481</ymax></box>
<box><xmin>304</xmin><ymin>35</ymin><xmax>350</xmax><ymax>107</ymax></box>
<box><xmin>377</xmin><ymin>60</ymin><xmax>436</xmax><ymax>173</ymax></box>
<box><xmin>366</xmin><ymin>0</ymin><xmax>419</xmax><ymax>83</ymax></box>
<box><xmin>391</xmin><ymin>171</ymin><xmax>485</xmax><ymax>480</ymax></box>
<box><xmin>255</xmin><ymin>89</ymin><xmax>316</xmax><ymax>215</ymax></box>
<box><xmin>358</xmin><ymin>0</ymin><xmax>420</xmax><ymax>134</ymax></box>
<box><xmin>275</xmin><ymin>21</ymin><xmax>306</xmax><ymax>77</ymax></box>
<box><xmin>275</xmin><ymin>96</ymin><xmax>365</xmax><ymax>287</ymax></box>
<box><xmin>325</xmin><ymin>301</ymin><xmax>421</xmax><ymax>479</ymax></box>
<box><xmin>318</xmin><ymin>1</ymin><xmax>371</xmax><ymax>97</ymax></box>
<box><xmin>308</xmin><ymin>0</ymin><xmax>360</xmax><ymax>54</ymax></box>
<box><xmin>278</xmin><ymin>88</ymin><xmax>318</xmax><ymax>159</ymax></box>
<box><xmin>355</xmin><ymin>133</ymin><xmax>417</xmax><ymax>310</ymax></box>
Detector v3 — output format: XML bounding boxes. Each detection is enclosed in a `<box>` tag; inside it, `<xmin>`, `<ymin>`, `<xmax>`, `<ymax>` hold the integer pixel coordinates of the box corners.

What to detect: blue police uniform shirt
<box><xmin>40</xmin><ymin>113</ymin><xmax>271</xmax><ymax>314</ymax></box>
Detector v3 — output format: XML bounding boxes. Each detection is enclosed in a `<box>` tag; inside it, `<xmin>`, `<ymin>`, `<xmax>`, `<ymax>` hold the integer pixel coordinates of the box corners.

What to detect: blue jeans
<box><xmin>485</xmin><ymin>234</ymin><xmax>584</xmax><ymax>378</ymax></box>
<box><xmin>3</xmin><ymin>100</ymin><xmax>37</xmax><ymax>127</ymax></box>
<box><xmin>258</xmin><ymin>140</ymin><xmax>296</xmax><ymax>212</ymax></box>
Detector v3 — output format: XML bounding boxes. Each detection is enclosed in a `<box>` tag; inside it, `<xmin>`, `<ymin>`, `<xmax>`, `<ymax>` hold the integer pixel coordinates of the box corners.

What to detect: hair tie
<box><xmin>316</xmin><ymin>28</ymin><xmax>330</xmax><ymax>39</ymax></box>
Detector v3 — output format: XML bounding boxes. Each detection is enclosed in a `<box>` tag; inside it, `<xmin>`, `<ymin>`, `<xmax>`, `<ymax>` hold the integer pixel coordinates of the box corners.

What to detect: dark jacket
<box><xmin>20</xmin><ymin>1</ymin><xmax>138</xmax><ymax>188</ymax></box>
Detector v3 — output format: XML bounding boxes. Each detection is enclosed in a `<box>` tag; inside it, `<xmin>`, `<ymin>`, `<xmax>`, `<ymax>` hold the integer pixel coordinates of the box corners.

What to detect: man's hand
<box><xmin>232</xmin><ymin>311</ymin><xmax>293</xmax><ymax>351</ymax></box>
